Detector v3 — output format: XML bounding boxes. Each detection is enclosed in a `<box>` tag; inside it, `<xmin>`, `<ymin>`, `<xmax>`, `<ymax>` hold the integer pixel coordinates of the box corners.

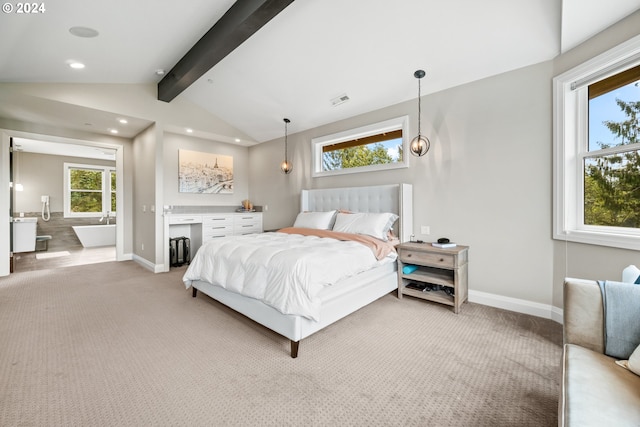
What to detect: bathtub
<box><xmin>72</xmin><ymin>224</ymin><xmax>116</xmax><ymax>247</ymax></box>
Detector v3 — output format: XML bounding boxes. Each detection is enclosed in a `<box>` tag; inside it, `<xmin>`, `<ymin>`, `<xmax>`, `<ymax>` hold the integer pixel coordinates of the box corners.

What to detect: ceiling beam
<box><xmin>158</xmin><ymin>0</ymin><xmax>295</xmax><ymax>103</ymax></box>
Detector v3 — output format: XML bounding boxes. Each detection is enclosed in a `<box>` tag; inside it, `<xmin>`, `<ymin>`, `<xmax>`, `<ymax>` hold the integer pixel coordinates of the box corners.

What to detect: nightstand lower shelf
<box><xmin>401</xmin><ymin>286</ymin><xmax>455</xmax><ymax>306</ymax></box>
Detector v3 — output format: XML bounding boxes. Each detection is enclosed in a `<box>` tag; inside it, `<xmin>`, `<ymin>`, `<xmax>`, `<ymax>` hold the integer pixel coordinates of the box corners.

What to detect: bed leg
<box><xmin>291</xmin><ymin>340</ymin><xmax>299</xmax><ymax>358</ymax></box>
<box><xmin>192</xmin><ymin>287</ymin><xmax>197</xmax><ymax>298</ymax></box>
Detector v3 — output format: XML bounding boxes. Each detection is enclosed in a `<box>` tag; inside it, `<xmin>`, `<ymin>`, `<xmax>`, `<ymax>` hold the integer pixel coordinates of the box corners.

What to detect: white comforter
<box><xmin>183</xmin><ymin>232</ymin><xmax>386</xmax><ymax>321</ymax></box>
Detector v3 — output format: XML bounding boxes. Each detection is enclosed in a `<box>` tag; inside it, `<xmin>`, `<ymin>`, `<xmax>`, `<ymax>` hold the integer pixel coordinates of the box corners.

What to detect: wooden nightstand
<box><xmin>397</xmin><ymin>242</ymin><xmax>469</xmax><ymax>313</ymax></box>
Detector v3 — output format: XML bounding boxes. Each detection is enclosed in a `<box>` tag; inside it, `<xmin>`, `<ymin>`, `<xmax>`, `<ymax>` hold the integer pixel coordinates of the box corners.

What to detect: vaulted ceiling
<box><xmin>1</xmin><ymin>0</ymin><xmax>639</xmax><ymax>146</ymax></box>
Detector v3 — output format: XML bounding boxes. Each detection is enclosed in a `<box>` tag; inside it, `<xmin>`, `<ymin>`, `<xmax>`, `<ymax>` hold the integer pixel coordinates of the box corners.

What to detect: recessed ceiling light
<box><xmin>109</xmin><ymin>129</ymin><xmax>119</xmax><ymax>134</ymax></box>
<box><xmin>69</xmin><ymin>61</ymin><xmax>85</xmax><ymax>69</ymax></box>
<box><xmin>234</xmin><ymin>138</ymin><xmax>241</xmax><ymax>143</ymax></box>
<box><xmin>69</xmin><ymin>26</ymin><xmax>99</xmax><ymax>38</ymax></box>
<box><xmin>186</xmin><ymin>128</ymin><xmax>193</xmax><ymax>133</ymax></box>
<box><xmin>155</xmin><ymin>69</ymin><xmax>166</xmax><ymax>76</ymax></box>
<box><xmin>118</xmin><ymin>118</ymin><xmax>128</xmax><ymax>124</ymax></box>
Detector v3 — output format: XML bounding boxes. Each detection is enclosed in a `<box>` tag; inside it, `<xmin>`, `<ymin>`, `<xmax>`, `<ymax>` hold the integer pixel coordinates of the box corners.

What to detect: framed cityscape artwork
<box><xmin>178</xmin><ymin>149</ymin><xmax>233</xmax><ymax>194</ymax></box>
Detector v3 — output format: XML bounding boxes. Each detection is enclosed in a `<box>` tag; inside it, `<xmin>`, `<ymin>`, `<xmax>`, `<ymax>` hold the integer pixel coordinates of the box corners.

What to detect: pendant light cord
<box><xmin>284</xmin><ymin>120</ymin><xmax>288</xmax><ymax>161</ymax></box>
<box><xmin>417</xmin><ymin>77</ymin><xmax>422</xmax><ymax>137</ymax></box>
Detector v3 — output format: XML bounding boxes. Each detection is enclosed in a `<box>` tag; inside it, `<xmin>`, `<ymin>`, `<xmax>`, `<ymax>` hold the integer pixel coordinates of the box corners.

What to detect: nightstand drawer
<box><xmin>400</xmin><ymin>250</ymin><xmax>455</xmax><ymax>268</ymax></box>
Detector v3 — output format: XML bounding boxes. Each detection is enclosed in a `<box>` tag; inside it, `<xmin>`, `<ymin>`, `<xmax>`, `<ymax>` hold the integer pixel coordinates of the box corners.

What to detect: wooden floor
<box><xmin>12</xmin><ymin>246</ymin><xmax>116</xmax><ymax>273</ymax></box>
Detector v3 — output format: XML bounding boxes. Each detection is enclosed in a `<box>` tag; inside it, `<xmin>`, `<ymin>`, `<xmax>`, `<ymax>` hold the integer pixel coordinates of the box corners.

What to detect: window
<box><xmin>553</xmin><ymin>35</ymin><xmax>640</xmax><ymax>250</ymax></box>
<box><xmin>311</xmin><ymin>116</ymin><xmax>409</xmax><ymax>177</ymax></box>
<box><xmin>64</xmin><ymin>163</ymin><xmax>116</xmax><ymax>217</ymax></box>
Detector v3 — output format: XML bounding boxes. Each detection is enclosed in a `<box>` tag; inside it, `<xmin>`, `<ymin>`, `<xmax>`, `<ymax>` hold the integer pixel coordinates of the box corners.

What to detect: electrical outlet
<box><xmin>142</xmin><ymin>205</ymin><xmax>146</xmax><ymax>212</ymax></box>
<box><xmin>421</xmin><ymin>225</ymin><xmax>430</xmax><ymax>235</ymax></box>
<box><xmin>141</xmin><ymin>243</ymin><xmax>144</xmax><ymax>251</ymax></box>
<box><xmin>264</xmin><ymin>204</ymin><xmax>268</xmax><ymax>211</ymax></box>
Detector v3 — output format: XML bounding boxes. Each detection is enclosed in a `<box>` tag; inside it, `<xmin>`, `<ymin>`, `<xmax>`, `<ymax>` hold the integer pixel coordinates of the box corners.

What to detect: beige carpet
<box><xmin>0</xmin><ymin>261</ymin><xmax>562</xmax><ymax>426</ymax></box>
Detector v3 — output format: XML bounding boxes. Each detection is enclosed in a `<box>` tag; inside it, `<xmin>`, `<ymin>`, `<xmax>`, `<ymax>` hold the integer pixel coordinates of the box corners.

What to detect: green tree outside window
<box><xmin>585</xmin><ymin>88</ymin><xmax>640</xmax><ymax>228</ymax></box>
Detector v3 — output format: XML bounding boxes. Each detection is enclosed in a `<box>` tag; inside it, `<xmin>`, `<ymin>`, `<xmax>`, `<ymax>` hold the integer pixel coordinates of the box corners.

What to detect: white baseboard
<box><xmin>132</xmin><ymin>254</ymin><xmax>158</xmax><ymax>272</ymax></box>
<box><xmin>154</xmin><ymin>263</ymin><xmax>167</xmax><ymax>273</ymax></box>
<box><xmin>551</xmin><ymin>306</ymin><xmax>564</xmax><ymax>324</ymax></box>
<box><xmin>469</xmin><ymin>290</ymin><xmax>563</xmax><ymax>324</ymax></box>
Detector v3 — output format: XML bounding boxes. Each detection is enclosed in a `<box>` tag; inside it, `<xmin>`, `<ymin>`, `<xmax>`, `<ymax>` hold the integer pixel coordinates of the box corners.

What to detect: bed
<box><xmin>183</xmin><ymin>183</ymin><xmax>413</xmax><ymax>358</ymax></box>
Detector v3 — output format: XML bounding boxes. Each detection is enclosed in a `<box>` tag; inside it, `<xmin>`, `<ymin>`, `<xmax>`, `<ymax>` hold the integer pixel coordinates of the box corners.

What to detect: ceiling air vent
<box><xmin>331</xmin><ymin>93</ymin><xmax>350</xmax><ymax>107</ymax></box>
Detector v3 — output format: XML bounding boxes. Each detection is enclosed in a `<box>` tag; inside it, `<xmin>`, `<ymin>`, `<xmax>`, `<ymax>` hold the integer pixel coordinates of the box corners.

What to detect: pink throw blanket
<box><xmin>277</xmin><ymin>227</ymin><xmax>397</xmax><ymax>260</ymax></box>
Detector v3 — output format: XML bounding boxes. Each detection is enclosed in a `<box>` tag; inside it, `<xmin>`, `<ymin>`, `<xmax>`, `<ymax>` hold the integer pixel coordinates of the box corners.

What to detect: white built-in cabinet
<box><xmin>164</xmin><ymin>211</ymin><xmax>263</xmax><ymax>272</ymax></box>
<box><xmin>202</xmin><ymin>213</ymin><xmax>262</xmax><ymax>241</ymax></box>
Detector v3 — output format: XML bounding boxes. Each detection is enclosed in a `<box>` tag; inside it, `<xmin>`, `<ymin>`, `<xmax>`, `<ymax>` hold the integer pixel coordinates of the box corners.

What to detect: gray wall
<box><xmin>133</xmin><ymin>124</ymin><xmax>158</xmax><ymax>264</ymax></box>
<box><xmin>250</xmin><ymin>61</ymin><xmax>555</xmax><ymax>307</ymax></box>
<box><xmin>162</xmin><ymin>132</ymin><xmax>250</xmax><ymax>207</ymax></box>
<box><xmin>249</xmin><ymin>9</ymin><xmax>640</xmax><ymax>312</ymax></box>
<box><xmin>13</xmin><ymin>151</ymin><xmax>115</xmax><ymax>214</ymax></box>
<box><xmin>550</xmin><ymin>10</ymin><xmax>640</xmax><ymax>308</ymax></box>
<box><xmin>1</xmin><ymin>10</ymin><xmax>638</xmax><ymax>304</ymax></box>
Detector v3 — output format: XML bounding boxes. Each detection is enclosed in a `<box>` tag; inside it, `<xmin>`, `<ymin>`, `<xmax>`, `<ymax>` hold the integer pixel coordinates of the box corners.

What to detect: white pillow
<box><xmin>332</xmin><ymin>212</ymin><xmax>399</xmax><ymax>241</ymax></box>
<box><xmin>292</xmin><ymin>210</ymin><xmax>337</xmax><ymax>230</ymax></box>
<box><xmin>616</xmin><ymin>343</ymin><xmax>640</xmax><ymax>376</ymax></box>
<box><xmin>622</xmin><ymin>265</ymin><xmax>640</xmax><ymax>284</ymax></box>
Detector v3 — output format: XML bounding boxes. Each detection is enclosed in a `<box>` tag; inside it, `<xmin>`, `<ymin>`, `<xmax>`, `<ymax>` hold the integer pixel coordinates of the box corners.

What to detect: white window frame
<box><xmin>63</xmin><ymin>162</ymin><xmax>116</xmax><ymax>218</ymax></box>
<box><xmin>311</xmin><ymin>116</ymin><xmax>410</xmax><ymax>178</ymax></box>
<box><xmin>553</xmin><ymin>34</ymin><xmax>640</xmax><ymax>250</ymax></box>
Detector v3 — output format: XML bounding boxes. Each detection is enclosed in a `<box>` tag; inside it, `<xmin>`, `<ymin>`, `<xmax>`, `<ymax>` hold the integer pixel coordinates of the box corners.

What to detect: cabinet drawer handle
<box><xmin>440</xmin><ymin>258</ymin><xmax>444</xmax><ymax>262</ymax></box>
<box><xmin>407</xmin><ymin>254</ymin><xmax>412</xmax><ymax>257</ymax></box>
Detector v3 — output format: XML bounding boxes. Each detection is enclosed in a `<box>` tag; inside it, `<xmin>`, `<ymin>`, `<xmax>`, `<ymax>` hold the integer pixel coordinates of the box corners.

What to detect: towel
<box><xmin>598</xmin><ymin>280</ymin><xmax>640</xmax><ymax>359</ymax></box>
<box><xmin>402</xmin><ymin>264</ymin><xmax>418</xmax><ymax>274</ymax></box>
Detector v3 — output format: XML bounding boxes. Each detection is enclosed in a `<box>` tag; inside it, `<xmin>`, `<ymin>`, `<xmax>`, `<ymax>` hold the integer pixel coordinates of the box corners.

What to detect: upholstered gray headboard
<box><xmin>300</xmin><ymin>184</ymin><xmax>413</xmax><ymax>242</ymax></box>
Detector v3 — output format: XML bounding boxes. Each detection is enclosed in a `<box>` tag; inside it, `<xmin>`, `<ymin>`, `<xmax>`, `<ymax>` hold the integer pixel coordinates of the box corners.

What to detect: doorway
<box><xmin>8</xmin><ymin>134</ymin><xmax>124</xmax><ymax>273</ymax></box>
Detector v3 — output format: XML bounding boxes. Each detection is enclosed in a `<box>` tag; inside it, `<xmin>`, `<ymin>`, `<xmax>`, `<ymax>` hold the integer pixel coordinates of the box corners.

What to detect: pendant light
<box><xmin>280</xmin><ymin>118</ymin><xmax>293</xmax><ymax>174</ymax></box>
<box><xmin>410</xmin><ymin>69</ymin><xmax>430</xmax><ymax>157</ymax></box>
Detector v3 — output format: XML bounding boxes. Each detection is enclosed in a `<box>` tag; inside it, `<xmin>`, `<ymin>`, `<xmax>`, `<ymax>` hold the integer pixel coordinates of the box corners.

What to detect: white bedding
<box><xmin>183</xmin><ymin>232</ymin><xmax>393</xmax><ymax>321</ymax></box>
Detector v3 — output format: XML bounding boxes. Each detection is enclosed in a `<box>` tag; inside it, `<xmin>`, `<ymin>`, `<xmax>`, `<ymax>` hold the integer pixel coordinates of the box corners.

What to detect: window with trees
<box><xmin>585</xmin><ymin>66</ymin><xmax>640</xmax><ymax>229</ymax></box>
<box><xmin>311</xmin><ymin>116</ymin><xmax>409</xmax><ymax>177</ymax></box>
<box><xmin>554</xmin><ymin>35</ymin><xmax>640</xmax><ymax>250</ymax></box>
<box><xmin>64</xmin><ymin>163</ymin><xmax>116</xmax><ymax>217</ymax></box>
